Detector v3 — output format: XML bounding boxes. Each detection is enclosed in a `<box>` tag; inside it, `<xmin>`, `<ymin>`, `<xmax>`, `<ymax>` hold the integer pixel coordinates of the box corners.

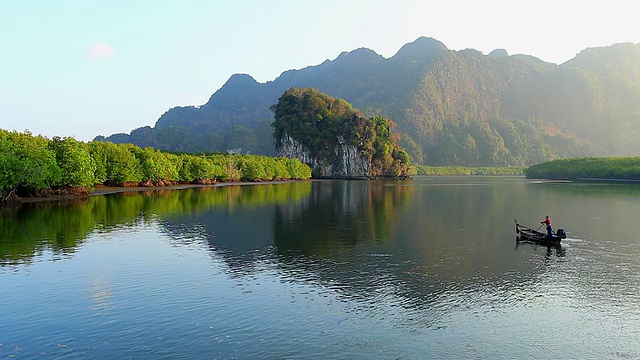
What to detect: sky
<box><xmin>1</xmin><ymin>0</ymin><xmax>638</xmax><ymax>142</ymax></box>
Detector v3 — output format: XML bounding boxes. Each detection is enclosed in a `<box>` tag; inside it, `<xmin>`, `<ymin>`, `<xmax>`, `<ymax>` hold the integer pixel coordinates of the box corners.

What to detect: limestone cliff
<box><xmin>277</xmin><ymin>133</ymin><xmax>371</xmax><ymax>179</ymax></box>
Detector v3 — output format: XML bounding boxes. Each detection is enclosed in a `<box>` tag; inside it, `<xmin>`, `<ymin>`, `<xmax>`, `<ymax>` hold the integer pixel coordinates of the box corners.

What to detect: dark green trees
<box><xmin>271</xmin><ymin>87</ymin><xmax>410</xmax><ymax>178</ymax></box>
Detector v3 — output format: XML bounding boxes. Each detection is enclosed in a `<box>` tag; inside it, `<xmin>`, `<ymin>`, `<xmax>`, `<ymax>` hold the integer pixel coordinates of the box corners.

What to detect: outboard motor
<box><xmin>556</xmin><ymin>228</ymin><xmax>567</xmax><ymax>239</ymax></box>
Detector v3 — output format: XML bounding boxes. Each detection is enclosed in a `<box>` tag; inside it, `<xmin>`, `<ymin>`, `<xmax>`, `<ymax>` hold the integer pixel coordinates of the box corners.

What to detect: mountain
<box><xmin>96</xmin><ymin>37</ymin><xmax>640</xmax><ymax>166</ymax></box>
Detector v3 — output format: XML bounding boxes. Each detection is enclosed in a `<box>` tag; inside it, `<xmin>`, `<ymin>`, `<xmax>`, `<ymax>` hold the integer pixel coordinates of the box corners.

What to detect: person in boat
<box><xmin>541</xmin><ymin>216</ymin><xmax>552</xmax><ymax>238</ymax></box>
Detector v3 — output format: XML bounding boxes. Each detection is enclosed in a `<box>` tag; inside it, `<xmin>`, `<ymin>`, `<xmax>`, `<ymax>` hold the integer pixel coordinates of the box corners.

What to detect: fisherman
<box><xmin>541</xmin><ymin>216</ymin><xmax>552</xmax><ymax>238</ymax></box>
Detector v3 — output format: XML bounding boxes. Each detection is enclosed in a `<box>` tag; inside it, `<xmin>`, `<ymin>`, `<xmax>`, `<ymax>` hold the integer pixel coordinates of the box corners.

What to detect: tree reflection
<box><xmin>0</xmin><ymin>182</ymin><xmax>312</xmax><ymax>266</ymax></box>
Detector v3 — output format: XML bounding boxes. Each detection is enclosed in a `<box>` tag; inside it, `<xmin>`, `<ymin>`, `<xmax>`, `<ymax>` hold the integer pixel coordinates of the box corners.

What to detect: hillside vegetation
<box><xmin>97</xmin><ymin>38</ymin><xmax>640</xmax><ymax>167</ymax></box>
<box><xmin>271</xmin><ymin>87</ymin><xmax>411</xmax><ymax>178</ymax></box>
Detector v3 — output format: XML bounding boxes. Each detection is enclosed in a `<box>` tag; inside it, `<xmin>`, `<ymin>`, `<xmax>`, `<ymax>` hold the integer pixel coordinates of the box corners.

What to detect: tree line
<box><xmin>524</xmin><ymin>157</ymin><xmax>640</xmax><ymax>180</ymax></box>
<box><xmin>416</xmin><ymin>165</ymin><xmax>525</xmax><ymax>175</ymax></box>
<box><xmin>0</xmin><ymin>129</ymin><xmax>311</xmax><ymax>202</ymax></box>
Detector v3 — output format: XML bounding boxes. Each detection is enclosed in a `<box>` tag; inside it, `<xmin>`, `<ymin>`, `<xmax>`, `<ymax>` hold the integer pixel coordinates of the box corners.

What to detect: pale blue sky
<box><xmin>1</xmin><ymin>0</ymin><xmax>638</xmax><ymax>141</ymax></box>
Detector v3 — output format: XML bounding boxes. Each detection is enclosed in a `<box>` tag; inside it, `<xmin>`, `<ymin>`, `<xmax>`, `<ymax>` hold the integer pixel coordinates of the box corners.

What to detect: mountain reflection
<box><xmin>273</xmin><ymin>180</ymin><xmax>411</xmax><ymax>254</ymax></box>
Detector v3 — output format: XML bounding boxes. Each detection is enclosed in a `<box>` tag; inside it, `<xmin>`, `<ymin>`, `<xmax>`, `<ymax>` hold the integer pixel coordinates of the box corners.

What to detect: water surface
<box><xmin>1</xmin><ymin>177</ymin><xmax>640</xmax><ymax>359</ymax></box>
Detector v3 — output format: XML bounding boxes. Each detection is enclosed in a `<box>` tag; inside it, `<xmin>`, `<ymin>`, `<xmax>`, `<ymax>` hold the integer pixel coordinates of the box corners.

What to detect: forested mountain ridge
<box><xmin>96</xmin><ymin>37</ymin><xmax>640</xmax><ymax>166</ymax></box>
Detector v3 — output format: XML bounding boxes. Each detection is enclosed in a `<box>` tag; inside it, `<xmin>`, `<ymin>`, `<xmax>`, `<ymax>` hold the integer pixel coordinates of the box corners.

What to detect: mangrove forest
<box><xmin>525</xmin><ymin>157</ymin><xmax>640</xmax><ymax>181</ymax></box>
<box><xmin>0</xmin><ymin>129</ymin><xmax>311</xmax><ymax>203</ymax></box>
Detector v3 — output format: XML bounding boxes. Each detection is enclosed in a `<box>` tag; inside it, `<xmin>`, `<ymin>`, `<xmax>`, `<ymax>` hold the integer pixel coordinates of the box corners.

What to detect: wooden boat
<box><xmin>515</xmin><ymin>219</ymin><xmax>566</xmax><ymax>245</ymax></box>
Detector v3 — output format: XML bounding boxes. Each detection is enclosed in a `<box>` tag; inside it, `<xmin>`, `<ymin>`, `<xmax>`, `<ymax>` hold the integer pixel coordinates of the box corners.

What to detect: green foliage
<box><xmin>1</xmin><ymin>131</ymin><xmax>311</xmax><ymax>201</ymax></box>
<box><xmin>87</xmin><ymin>141</ymin><xmax>108</xmax><ymax>184</ymax></box>
<box><xmin>48</xmin><ymin>137</ymin><xmax>97</xmax><ymax>187</ymax></box>
<box><xmin>0</xmin><ymin>130</ymin><xmax>61</xmax><ymax>193</ymax></box>
<box><xmin>237</xmin><ymin>155</ymin><xmax>269</xmax><ymax>181</ymax></box>
<box><xmin>524</xmin><ymin>157</ymin><xmax>640</xmax><ymax>180</ymax></box>
<box><xmin>272</xmin><ymin>87</ymin><xmax>362</xmax><ymax>161</ymax></box>
<box><xmin>416</xmin><ymin>165</ymin><xmax>525</xmax><ymax>175</ymax></box>
<box><xmin>208</xmin><ymin>154</ymin><xmax>242</xmax><ymax>181</ymax></box>
<box><xmin>232</xmin><ymin>154</ymin><xmax>313</xmax><ymax>181</ymax></box>
<box><xmin>279</xmin><ymin>157</ymin><xmax>312</xmax><ymax>179</ymax></box>
<box><xmin>91</xmin><ymin>142</ymin><xmax>142</xmax><ymax>184</ymax></box>
<box><xmin>0</xmin><ymin>138</ymin><xmax>13</xmax><ymax>191</ymax></box>
<box><xmin>131</xmin><ymin>147</ymin><xmax>179</xmax><ymax>182</ymax></box>
<box><xmin>180</xmin><ymin>155</ymin><xmax>224</xmax><ymax>181</ymax></box>
<box><xmin>271</xmin><ymin>88</ymin><xmax>410</xmax><ymax>178</ymax></box>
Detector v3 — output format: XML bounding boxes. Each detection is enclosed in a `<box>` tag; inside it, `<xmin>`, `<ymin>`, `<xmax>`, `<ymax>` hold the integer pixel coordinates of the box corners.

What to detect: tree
<box><xmin>132</xmin><ymin>147</ymin><xmax>179</xmax><ymax>181</ymax></box>
<box><xmin>91</xmin><ymin>142</ymin><xmax>142</xmax><ymax>184</ymax></box>
<box><xmin>48</xmin><ymin>137</ymin><xmax>97</xmax><ymax>187</ymax></box>
<box><xmin>0</xmin><ymin>130</ymin><xmax>61</xmax><ymax>193</ymax></box>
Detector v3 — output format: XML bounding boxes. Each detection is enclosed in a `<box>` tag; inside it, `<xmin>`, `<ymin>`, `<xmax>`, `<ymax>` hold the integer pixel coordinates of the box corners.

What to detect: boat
<box><xmin>515</xmin><ymin>219</ymin><xmax>566</xmax><ymax>245</ymax></box>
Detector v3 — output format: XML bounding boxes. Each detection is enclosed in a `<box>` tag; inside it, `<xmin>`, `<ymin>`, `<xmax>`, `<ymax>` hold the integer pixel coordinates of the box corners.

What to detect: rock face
<box><xmin>277</xmin><ymin>134</ymin><xmax>371</xmax><ymax>179</ymax></box>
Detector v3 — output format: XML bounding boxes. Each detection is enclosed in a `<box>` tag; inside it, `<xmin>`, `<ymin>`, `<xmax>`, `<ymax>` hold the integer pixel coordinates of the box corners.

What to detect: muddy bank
<box><xmin>7</xmin><ymin>180</ymin><xmax>303</xmax><ymax>205</ymax></box>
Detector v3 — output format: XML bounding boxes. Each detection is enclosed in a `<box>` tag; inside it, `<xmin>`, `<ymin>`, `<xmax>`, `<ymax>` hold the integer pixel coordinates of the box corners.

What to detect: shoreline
<box><xmin>16</xmin><ymin>180</ymin><xmax>308</xmax><ymax>204</ymax></box>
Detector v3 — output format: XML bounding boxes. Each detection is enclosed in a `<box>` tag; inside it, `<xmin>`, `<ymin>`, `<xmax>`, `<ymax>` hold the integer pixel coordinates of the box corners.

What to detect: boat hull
<box><xmin>515</xmin><ymin>220</ymin><xmax>565</xmax><ymax>245</ymax></box>
<box><xmin>516</xmin><ymin>233</ymin><xmax>562</xmax><ymax>245</ymax></box>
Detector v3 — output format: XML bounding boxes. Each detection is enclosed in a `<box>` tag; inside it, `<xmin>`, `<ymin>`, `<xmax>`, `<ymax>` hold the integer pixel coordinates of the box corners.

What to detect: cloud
<box><xmin>88</xmin><ymin>42</ymin><xmax>115</xmax><ymax>59</ymax></box>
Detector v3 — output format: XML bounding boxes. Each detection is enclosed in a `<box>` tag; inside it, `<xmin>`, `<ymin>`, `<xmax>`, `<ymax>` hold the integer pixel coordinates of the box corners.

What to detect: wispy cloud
<box><xmin>88</xmin><ymin>42</ymin><xmax>115</xmax><ymax>59</ymax></box>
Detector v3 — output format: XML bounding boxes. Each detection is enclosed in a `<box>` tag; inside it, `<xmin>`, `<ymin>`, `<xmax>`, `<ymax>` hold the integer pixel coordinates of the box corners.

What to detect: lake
<box><xmin>1</xmin><ymin>176</ymin><xmax>640</xmax><ymax>359</ymax></box>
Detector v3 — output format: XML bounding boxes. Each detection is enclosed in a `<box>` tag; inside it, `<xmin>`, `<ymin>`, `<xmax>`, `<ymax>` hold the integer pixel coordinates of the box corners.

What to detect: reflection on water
<box><xmin>0</xmin><ymin>182</ymin><xmax>312</xmax><ymax>266</ymax></box>
<box><xmin>273</xmin><ymin>180</ymin><xmax>411</xmax><ymax>253</ymax></box>
<box><xmin>2</xmin><ymin>177</ymin><xmax>640</xmax><ymax>359</ymax></box>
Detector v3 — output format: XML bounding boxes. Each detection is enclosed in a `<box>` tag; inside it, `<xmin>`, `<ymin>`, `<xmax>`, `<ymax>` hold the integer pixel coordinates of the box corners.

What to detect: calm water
<box><xmin>1</xmin><ymin>177</ymin><xmax>640</xmax><ymax>359</ymax></box>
